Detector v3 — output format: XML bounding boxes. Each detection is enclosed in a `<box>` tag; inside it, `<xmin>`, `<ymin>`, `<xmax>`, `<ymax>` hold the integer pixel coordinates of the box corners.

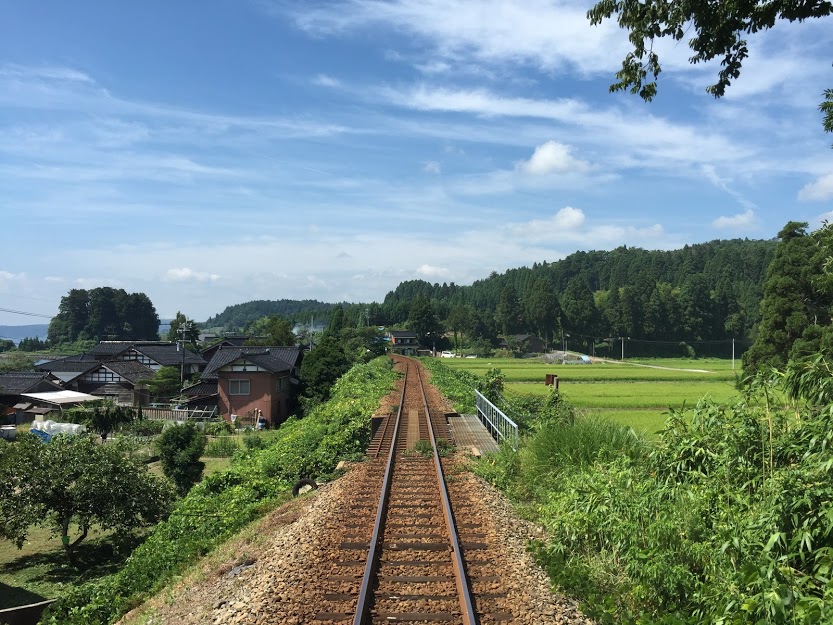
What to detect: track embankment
<box><xmin>117</xmin><ymin>358</ymin><xmax>592</xmax><ymax>625</ymax></box>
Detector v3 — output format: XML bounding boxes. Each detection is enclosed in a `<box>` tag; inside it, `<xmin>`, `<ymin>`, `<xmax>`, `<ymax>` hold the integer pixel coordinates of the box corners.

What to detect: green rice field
<box><xmin>442</xmin><ymin>357</ymin><xmax>742</xmax><ymax>437</ymax></box>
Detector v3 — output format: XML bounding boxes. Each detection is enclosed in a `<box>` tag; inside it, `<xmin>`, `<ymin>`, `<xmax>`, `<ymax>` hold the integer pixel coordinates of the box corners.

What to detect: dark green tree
<box><xmin>561</xmin><ymin>277</ymin><xmax>599</xmax><ymax>336</ymax></box>
<box><xmin>446</xmin><ymin>304</ymin><xmax>471</xmax><ymax>356</ymax></box>
<box><xmin>244</xmin><ymin>315</ymin><xmax>296</xmax><ymax>346</ymax></box>
<box><xmin>156</xmin><ymin>423</ymin><xmax>207</xmax><ymax>496</ymax></box>
<box><xmin>408</xmin><ymin>294</ymin><xmax>442</xmax><ymax>345</ymax></box>
<box><xmin>587</xmin><ymin>0</ymin><xmax>833</xmax><ymax>143</ymax></box>
<box><xmin>525</xmin><ymin>278</ymin><xmax>562</xmax><ymax>348</ymax></box>
<box><xmin>48</xmin><ymin>287</ymin><xmax>159</xmax><ymax>344</ymax></box>
<box><xmin>325</xmin><ymin>305</ymin><xmax>346</xmax><ymax>338</ymax></box>
<box><xmin>76</xmin><ymin>402</ymin><xmax>135</xmax><ymax>440</ymax></box>
<box><xmin>0</xmin><ymin>434</ymin><xmax>174</xmax><ymax>565</ymax></box>
<box><xmin>299</xmin><ymin>335</ymin><xmax>351</xmax><ymax>407</ymax></box>
<box><xmin>17</xmin><ymin>336</ymin><xmax>47</xmax><ymax>351</ymax></box>
<box><xmin>144</xmin><ymin>366</ymin><xmax>183</xmax><ymax>399</ymax></box>
<box><xmin>167</xmin><ymin>312</ymin><xmax>199</xmax><ymax>345</ymax></box>
<box><xmin>496</xmin><ymin>284</ymin><xmax>523</xmax><ymax>335</ymax></box>
<box><xmin>743</xmin><ymin>222</ymin><xmax>833</xmax><ymax>373</ymax></box>
<box><xmin>341</xmin><ymin>326</ymin><xmax>386</xmax><ymax>362</ymax></box>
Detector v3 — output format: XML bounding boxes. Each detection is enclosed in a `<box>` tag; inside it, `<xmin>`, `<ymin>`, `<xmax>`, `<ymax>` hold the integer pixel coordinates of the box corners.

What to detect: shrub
<box><xmin>204</xmin><ymin>420</ymin><xmax>234</xmax><ymax>436</ymax></box>
<box><xmin>203</xmin><ymin>437</ymin><xmax>240</xmax><ymax>457</ymax></box>
<box><xmin>473</xmin><ymin>368</ymin><xmax>833</xmax><ymax>625</ymax></box>
<box><xmin>123</xmin><ymin>418</ymin><xmax>165</xmax><ymax>437</ymax></box>
<box><xmin>156</xmin><ymin>423</ymin><xmax>207</xmax><ymax>495</ymax></box>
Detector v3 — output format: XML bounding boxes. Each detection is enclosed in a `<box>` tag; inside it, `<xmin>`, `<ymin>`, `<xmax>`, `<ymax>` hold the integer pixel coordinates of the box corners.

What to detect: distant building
<box><xmin>387</xmin><ymin>330</ymin><xmax>420</xmax><ymax>356</ymax></box>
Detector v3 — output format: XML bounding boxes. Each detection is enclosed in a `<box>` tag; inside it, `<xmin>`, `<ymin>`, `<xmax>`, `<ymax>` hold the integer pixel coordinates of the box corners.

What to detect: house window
<box><xmin>229</xmin><ymin>379</ymin><xmax>250</xmax><ymax>395</ymax></box>
<box><xmin>277</xmin><ymin>377</ymin><xmax>288</xmax><ymax>392</ymax></box>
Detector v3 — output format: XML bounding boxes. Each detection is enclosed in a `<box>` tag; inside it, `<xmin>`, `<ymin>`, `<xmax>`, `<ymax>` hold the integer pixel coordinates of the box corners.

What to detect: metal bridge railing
<box><xmin>474</xmin><ymin>389</ymin><xmax>519</xmax><ymax>450</ymax></box>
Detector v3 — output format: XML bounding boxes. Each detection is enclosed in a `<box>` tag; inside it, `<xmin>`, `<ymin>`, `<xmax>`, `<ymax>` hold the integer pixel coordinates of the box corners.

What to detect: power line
<box><xmin>0</xmin><ymin>307</ymin><xmax>54</xmax><ymax>319</ymax></box>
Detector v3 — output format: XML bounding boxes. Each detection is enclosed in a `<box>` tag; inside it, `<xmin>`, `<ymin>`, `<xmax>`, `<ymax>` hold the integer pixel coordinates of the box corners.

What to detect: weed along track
<box><xmin>313</xmin><ymin>356</ymin><xmax>512</xmax><ymax>625</ymax></box>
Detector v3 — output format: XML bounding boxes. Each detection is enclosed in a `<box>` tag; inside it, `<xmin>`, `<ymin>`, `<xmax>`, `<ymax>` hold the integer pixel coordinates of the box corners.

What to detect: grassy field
<box><xmin>0</xmin><ymin>525</ymin><xmax>141</xmax><ymax>609</ymax></box>
<box><xmin>442</xmin><ymin>357</ymin><xmax>738</xmax><ymax>382</ymax></box>
<box><xmin>1</xmin><ymin>452</ymin><xmax>231</xmax><ymax>609</ymax></box>
<box><xmin>443</xmin><ymin>357</ymin><xmax>742</xmax><ymax>437</ymax></box>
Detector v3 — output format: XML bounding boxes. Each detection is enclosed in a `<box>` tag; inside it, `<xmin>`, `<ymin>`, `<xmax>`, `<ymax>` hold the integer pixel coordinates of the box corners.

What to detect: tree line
<box><xmin>47</xmin><ymin>287</ymin><xmax>160</xmax><ymax>345</ymax></box>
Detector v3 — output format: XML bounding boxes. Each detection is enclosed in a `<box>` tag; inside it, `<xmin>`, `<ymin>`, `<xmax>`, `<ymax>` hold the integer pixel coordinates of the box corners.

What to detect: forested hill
<box><xmin>204</xmin><ymin>239</ymin><xmax>776</xmax><ymax>354</ymax></box>
<box><xmin>382</xmin><ymin>238</ymin><xmax>776</xmax><ymax>346</ymax></box>
<box><xmin>204</xmin><ymin>299</ymin><xmax>338</xmax><ymax>330</ymax></box>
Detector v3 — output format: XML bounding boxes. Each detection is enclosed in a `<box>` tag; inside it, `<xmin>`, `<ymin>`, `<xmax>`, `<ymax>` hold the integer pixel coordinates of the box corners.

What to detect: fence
<box><xmin>135</xmin><ymin>406</ymin><xmax>217</xmax><ymax>421</ymax></box>
<box><xmin>474</xmin><ymin>389</ymin><xmax>519</xmax><ymax>450</ymax></box>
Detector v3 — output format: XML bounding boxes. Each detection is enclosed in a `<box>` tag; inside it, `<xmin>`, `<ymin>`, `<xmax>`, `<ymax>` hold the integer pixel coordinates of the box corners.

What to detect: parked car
<box><xmin>440</xmin><ymin>351</ymin><xmax>455</xmax><ymax>358</ymax></box>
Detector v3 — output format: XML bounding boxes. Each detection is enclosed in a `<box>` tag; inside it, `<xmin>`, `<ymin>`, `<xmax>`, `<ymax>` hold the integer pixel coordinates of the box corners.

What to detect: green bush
<box><xmin>203</xmin><ymin>420</ymin><xmax>234</xmax><ymax>436</ymax></box>
<box><xmin>43</xmin><ymin>356</ymin><xmax>398</xmax><ymax>625</ymax></box>
<box><xmin>203</xmin><ymin>436</ymin><xmax>240</xmax><ymax>457</ymax></box>
<box><xmin>156</xmin><ymin>423</ymin><xmax>207</xmax><ymax>496</ymax></box>
<box><xmin>420</xmin><ymin>358</ymin><xmax>480</xmax><ymax>413</ymax></box>
<box><xmin>122</xmin><ymin>418</ymin><xmax>165</xmax><ymax>437</ymax></box>
<box><xmin>473</xmin><ymin>368</ymin><xmax>833</xmax><ymax>625</ymax></box>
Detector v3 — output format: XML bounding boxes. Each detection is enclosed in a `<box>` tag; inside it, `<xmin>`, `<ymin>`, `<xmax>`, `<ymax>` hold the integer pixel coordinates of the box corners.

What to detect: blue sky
<box><xmin>1</xmin><ymin>1</ymin><xmax>832</xmax><ymax>326</ymax></box>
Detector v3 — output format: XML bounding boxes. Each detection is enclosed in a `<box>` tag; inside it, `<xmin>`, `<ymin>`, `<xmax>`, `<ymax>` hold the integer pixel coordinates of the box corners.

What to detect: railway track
<box><xmin>313</xmin><ymin>356</ymin><xmax>512</xmax><ymax>624</ymax></box>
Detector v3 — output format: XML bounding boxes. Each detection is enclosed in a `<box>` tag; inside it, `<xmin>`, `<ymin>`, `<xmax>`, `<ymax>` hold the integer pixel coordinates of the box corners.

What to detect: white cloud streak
<box><xmin>799</xmin><ymin>173</ymin><xmax>833</xmax><ymax>202</ymax></box>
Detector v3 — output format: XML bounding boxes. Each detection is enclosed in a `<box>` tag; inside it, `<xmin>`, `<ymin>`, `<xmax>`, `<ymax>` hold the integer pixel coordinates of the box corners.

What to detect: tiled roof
<box><xmin>103</xmin><ymin>361</ymin><xmax>156</xmax><ymax>383</ymax></box>
<box><xmin>0</xmin><ymin>372</ymin><xmax>61</xmax><ymax>395</ymax></box>
<box><xmin>202</xmin><ymin>346</ymin><xmax>299</xmax><ymax>379</ymax></box>
<box><xmin>36</xmin><ymin>354</ymin><xmax>97</xmax><ymax>372</ymax></box>
<box><xmin>182</xmin><ymin>381</ymin><xmax>218</xmax><ymax>397</ymax></box>
<box><xmin>132</xmin><ymin>344</ymin><xmax>206</xmax><ymax>367</ymax></box>
<box><xmin>388</xmin><ymin>330</ymin><xmax>418</xmax><ymax>338</ymax></box>
<box><xmin>90</xmin><ymin>341</ymin><xmax>140</xmax><ymax>356</ymax></box>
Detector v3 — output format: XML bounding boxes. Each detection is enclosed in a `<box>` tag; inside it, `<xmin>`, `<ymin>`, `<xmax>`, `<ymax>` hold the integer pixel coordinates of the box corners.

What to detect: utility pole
<box><xmin>732</xmin><ymin>338</ymin><xmax>735</xmax><ymax>370</ymax></box>
<box><xmin>621</xmin><ymin>336</ymin><xmax>625</xmax><ymax>360</ymax></box>
<box><xmin>178</xmin><ymin>320</ymin><xmax>194</xmax><ymax>391</ymax></box>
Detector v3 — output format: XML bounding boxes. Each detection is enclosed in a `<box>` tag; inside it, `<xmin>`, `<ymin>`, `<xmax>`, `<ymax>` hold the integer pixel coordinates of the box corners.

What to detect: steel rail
<box><xmin>352</xmin><ymin>361</ymin><xmax>408</xmax><ymax>625</ymax></box>
<box><xmin>415</xmin><ymin>363</ymin><xmax>479</xmax><ymax>625</ymax></box>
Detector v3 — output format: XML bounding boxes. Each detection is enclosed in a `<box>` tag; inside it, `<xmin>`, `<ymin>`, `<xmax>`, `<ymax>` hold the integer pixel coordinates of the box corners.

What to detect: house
<box><xmin>499</xmin><ymin>334</ymin><xmax>546</xmax><ymax>355</ymax></box>
<box><xmin>0</xmin><ymin>372</ymin><xmax>65</xmax><ymax>423</ymax></box>
<box><xmin>199</xmin><ymin>336</ymin><xmax>250</xmax><ymax>363</ymax></box>
<box><xmin>73</xmin><ymin>361</ymin><xmax>155</xmax><ymax>405</ymax></box>
<box><xmin>202</xmin><ymin>345</ymin><xmax>302</xmax><ymax>427</ymax></box>
<box><xmin>35</xmin><ymin>353</ymin><xmax>98</xmax><ymax>386</ymax></box>
<box><xmin>90</xmin><ymin>341</ymin><xmax>205</xmax><ymax>375</ymax></box>
<box><xmin>387</xmin><ymin>330</ymin><xmax>420</xmax><ymax>356</ymax></box>
<box><xmin>181</xmin><ymin>381</ymin><xmax>219</xmax><ymax>410</ymax></box>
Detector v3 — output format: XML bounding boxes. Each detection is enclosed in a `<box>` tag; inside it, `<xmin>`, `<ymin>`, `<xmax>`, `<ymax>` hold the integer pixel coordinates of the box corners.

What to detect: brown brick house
<box><xmin>202</xmin><ymin>346</ymin><xmax>302</xmax><ymax>428</ymax></box>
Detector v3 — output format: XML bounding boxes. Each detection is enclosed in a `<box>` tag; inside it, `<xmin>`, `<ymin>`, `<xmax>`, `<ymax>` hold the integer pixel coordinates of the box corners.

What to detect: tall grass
<box><xmin>524</xmin><ymin>417</ymin><xmax>644</xmax><ymax>477</ymax></box>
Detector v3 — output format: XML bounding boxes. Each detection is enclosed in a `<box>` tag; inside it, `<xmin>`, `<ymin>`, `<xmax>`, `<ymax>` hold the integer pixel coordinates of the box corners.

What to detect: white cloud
<box><xmin>289</xmin><ymin>0</ymin><xmax>630</xmax><ymax>76</ymax></box>
<box><xmin>517</xmin><ymin>141</ymin><xmax>589</xmax><ymax>175</ymax></box>
<box><xmin>712</xmin><ymin>210</ymin><xmax>757</xmax><ymax>230</ymax></box>
<box><xmin>423</xmin><ymin>160</ymin><xmax>441</xmax><ymax>174</ymax></box>
<box><xmin>508</xmin><ymin>207</ymin><xmax>586</xmax><ymax>237</ymax></box>
<box><xmin>416</xmin><ymin>264</ymin><xmax>451</xmax><ymax>278</ymax></box>
<box><xmin>0</xmin><ymin>270</ymin><xmax>25</xmax><ymax>289</ymax></box>
<box><xmin>799</xmin><ymin>173</ymin><xmax>833</xmax><ymax>202</ymax></box>
<box><xmin>312</xmin><ymin>73</ymin><xmax>341</xmax><ymax>87</ymax></box>
<box><xmin>74</xmin><ymin>277</ymin><xmax>119</xmax><ymax>288</ymax></box>
<box><xmin>164</xmin><ymin>268</ymin><xmax>221</xmax><ymax>282</ymax></box>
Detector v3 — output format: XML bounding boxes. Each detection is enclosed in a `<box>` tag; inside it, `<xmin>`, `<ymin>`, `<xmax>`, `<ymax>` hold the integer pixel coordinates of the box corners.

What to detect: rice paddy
<box><xmin>442</xmin><ymin>356</ymin><xmax>742</xmax><ymax>437</ymax></box>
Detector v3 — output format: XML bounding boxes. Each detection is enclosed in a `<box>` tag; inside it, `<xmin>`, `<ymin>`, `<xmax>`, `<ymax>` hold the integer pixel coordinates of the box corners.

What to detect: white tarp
<box><xmin>22</xmin><ymin>390</ymin><xmax>100</xmax><ymax>405</ymax></box>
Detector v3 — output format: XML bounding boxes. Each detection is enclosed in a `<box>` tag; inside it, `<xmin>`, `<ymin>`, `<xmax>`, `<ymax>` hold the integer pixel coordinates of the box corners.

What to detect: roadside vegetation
<box><xmin>427</xmin><ymin>357</ymin><xmax>833</xmax><ymax>624</ymax></box>
<box><xmin>38</xmin><ymin>356</ymin><xmax>397</xmax><ymax>625</ymax></box>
